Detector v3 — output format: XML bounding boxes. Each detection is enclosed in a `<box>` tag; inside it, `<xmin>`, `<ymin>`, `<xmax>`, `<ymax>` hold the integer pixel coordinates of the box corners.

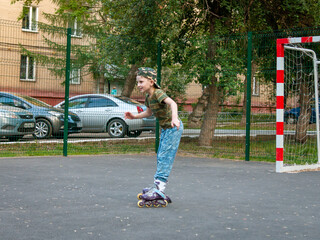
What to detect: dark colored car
<box><xmin>284</xmin><ymin>101</ymin><xmax>319</xmax><ymax>124</ymax></box>
<box><xmin>0</xmin><ymin>92</ymin><xmax>82</xmax><ymax>139</ymax></box>
<box><xmin>0</xmin><ymin>105</ymin><xmax>35</xmax><ymax>141</ymax></box>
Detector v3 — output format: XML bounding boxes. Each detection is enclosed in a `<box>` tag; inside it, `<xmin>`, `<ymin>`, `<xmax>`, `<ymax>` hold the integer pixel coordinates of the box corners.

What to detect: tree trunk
<box><xmin>97</xmin><ymin>73</ymin><xmax>105</xmax><ymax>94</ymax></box>
<box><xmin>198</xmin><ymin>2</ymin><xmax>221</xmax><ymax>147</ymax></box>
<box><xmin>295</xmin><ymin>82</ymin><xmax>312</xmax><ymax>143</ymax></box>
<box><xmin>199</xmin><ymin>79</ymin><xmax>220</xmax><ymax>146</ymax></box>
<box><xmin>187</xmin><ymin>86</ymin><xmax>209</xmax><ymax>128</ymax></box>
<box><xmin>121</xmin><ymin>64</ymin><xmax>140</xmax><ymax>97</ymax></box>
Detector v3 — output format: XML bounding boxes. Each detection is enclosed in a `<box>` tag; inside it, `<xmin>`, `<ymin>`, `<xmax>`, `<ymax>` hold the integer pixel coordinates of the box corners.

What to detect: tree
<box><xmin>182</xmin><ymin>0</ymin><xmax>320</xmax><ymax>146</ymax></box>
<box><xmin>172</xmin><ymin>0</ymin><xmax>249</xmax><ymax>146</ymax></box>
<box><xmin>11</xmin><ymin>0</ymin><xmax>187</xmax><ymax>100</ymax></box>
<box><xmin>13</xmin><ymin>0</ymin><xmax>320</xmax><ymax>146</ymax></box>
<box><xmin>187</xmin><ymin>87</ymin><xmax>209</xmax><ymax>128</ymax></box>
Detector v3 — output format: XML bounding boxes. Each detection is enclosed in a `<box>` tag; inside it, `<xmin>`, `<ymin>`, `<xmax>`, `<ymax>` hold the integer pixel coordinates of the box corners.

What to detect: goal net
<box><xmin>276</xmin><ymin>36</ymin><xmax>320</xmax><ymax>172</ymax></box>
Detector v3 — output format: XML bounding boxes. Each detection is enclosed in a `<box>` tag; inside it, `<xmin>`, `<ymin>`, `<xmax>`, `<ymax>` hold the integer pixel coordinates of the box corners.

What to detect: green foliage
<box><xmin>11</xmin><ymin>0</ymin><xmax>165</xmax><ymax>84</ymax></box>
<box><xmin>160</xmin><ymin>65</ymin><xmax>187</xmax><ymax>103</ymax></box>
<box><xmin>178</xmin><ymin>34</ymin><xmax>246</xmax><ymax>102</ymax></box>
<box><xmin>10</xmin><ymin>0</ymin><xmax>320</xmax><ymax>103</ymax></box>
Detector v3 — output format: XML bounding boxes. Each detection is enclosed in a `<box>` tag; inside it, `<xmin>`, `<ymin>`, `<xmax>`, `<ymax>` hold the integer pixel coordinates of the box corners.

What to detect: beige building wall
<box><xmin>0</xmin><ymin>0</ymin><xmax>95</xmax><ymax>105</ymax></box>
<box><xmin>0</xmin><ymin>0</ymin><xmax>273</xmax><ymax>111</ymax></box>
<box><xmin>0</xmin><ymin>0</ymin><xmax>204</xmax><ymax>107</ymax></box>
<box><xmin>185</xmin><ymin>81</ymin><xmax>203</xmax><ymax>100</ymax></box>
<box><xmin>224</xmin><ymin>75</ymin><xmax>276</xmax><ymax>113</ymax></box>
<box><xmin>0</xmin><ymin>0</ymin><xmax>56</xmax><ymax>22</ymax></box>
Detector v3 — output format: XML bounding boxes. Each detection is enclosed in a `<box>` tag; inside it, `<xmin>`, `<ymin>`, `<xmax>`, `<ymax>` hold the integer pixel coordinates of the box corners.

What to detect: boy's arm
<box><xmin>163</xmin><ymin>97</ymin><xmax>180</xmax><ymax>130</ymax></box>
<box><xmin>125</xmin><ymin>107</ymin><xmax>152</xmax><ymax>120</ymax></box>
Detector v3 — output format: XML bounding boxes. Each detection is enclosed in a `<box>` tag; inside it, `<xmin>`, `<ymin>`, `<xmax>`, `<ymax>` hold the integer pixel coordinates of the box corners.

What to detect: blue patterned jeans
<box><xmin>154</xmin><ymin>121</ymin><xmax>183</xmax><ymax>183</ymax></box>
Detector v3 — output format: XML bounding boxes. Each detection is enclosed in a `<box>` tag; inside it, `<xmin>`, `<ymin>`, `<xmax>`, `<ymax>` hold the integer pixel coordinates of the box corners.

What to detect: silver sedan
<box><xmin>55</xmin><ymin>94</ymin><xmax>155</xmax><ymax>138</ymax></box>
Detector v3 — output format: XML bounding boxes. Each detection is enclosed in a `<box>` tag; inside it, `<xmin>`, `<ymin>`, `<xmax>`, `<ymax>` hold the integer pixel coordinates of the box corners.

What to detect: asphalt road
<box><xmin>1</xmin><ymin>155</ymin><xmax>320</xmax><ymax>240</ymax></box>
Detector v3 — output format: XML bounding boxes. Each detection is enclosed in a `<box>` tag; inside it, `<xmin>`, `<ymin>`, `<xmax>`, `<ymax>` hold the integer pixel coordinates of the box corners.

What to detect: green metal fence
<box><xmin>1</xmin><ymin>18</ymin><xmax>320</xmax><ymax>162</ymax></box>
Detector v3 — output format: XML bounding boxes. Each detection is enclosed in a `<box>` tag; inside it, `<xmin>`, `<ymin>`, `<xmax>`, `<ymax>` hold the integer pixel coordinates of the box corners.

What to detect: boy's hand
<box><xmin>125</xmin><ymin>112</ymin><xmax>135</xmax><ymax>120</ymax></box>
<box><xmin>171</xmin><ymin>118</ymin><xmax>180</xmax><ymax>130</ymax></box>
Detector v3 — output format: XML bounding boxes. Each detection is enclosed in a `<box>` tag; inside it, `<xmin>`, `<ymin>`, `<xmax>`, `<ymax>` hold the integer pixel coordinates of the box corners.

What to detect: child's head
<box><xmin>137</xmin><ymin>67</ymin><xmax>160</xmax><ymax>89</ymax></box>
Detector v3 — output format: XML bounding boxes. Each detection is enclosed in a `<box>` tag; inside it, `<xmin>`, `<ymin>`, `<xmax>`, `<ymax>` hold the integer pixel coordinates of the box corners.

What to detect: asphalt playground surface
<box><xmin>1</xmin><ymin>154</ymin><xmax>320</xmax><ymax>240</ymax></box>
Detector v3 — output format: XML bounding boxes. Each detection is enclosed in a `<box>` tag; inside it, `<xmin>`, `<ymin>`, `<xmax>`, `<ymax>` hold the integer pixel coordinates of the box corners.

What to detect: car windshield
<box><xmin>17</xmin><ymin>95</ymin><xmax>52</xmax><ymax>108</ymax></box>
<box><xmin>115</xmin><ymin>96</ymin><xmax>141</xmax><ymax>105</ymax></box>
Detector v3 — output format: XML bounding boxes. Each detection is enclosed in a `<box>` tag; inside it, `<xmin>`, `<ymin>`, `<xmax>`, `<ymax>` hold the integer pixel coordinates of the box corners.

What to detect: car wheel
<box><xmin>286</xmin><ymin>115</ymin><xmax>297</xmax><ymax>124</ymax></box>
<box><xmin>107</xmin><ymin>119</ymin><xmax>127</xmax><ymax>138</ymax></box>
<box><xmin>33</xmin><ymin>118</ymin><xmax>52</xmax><ymax>139</ymax></box>
<box><xmin>7</xmin><ymin>136</ymin><xmax>23</xmax><ymax>141</ymax></box>
<box><xmin>127</xmin><ymin>130</ymin><xmax>142</xmax><ymax>138</ymax></box>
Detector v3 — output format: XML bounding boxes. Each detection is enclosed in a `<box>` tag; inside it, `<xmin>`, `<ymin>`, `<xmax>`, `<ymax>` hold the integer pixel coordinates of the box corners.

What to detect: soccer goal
<box><xmin>276</xmin><ymin>36</ymin><xmax>320</xmax><ymax>172</ymax></box>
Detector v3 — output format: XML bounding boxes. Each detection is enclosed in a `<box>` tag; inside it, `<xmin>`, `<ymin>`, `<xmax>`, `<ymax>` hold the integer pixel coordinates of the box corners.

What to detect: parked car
<box><xmin>0</xmin><ymin>92</ymin><xmax>82</xmax><ymax>139</ymax></box>
<box><xmin>284</xmin><ymin>100</ymin><xmax>319</xmax><ymax>124</ymax></box>
<box><xmin>55</xmin><ymin>94</ymin><xmax>156</xmax><ymax>138</ymax></box>
<box><xmin>0</xmin><ymin>104</ymin><xmax>35</xmax><ymax>141</ymax></box>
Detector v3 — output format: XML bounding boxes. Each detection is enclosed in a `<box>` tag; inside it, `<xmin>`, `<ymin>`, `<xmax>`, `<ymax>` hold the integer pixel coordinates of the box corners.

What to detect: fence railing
<box><xmin>2</xmin><ymin>18</ymin><xmax>320</xmax><ymax>162</ymax></box>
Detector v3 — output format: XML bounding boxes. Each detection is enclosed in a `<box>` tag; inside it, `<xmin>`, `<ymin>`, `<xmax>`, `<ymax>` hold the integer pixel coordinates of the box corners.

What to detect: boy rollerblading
<box><xmin>125</xmin><ymin>67</ymin><xmax>183</xmax><ymax>208</ymax></box>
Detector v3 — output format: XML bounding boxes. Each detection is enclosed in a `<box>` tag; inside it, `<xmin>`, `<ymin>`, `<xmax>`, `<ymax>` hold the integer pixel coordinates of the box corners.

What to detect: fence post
<box><xmin>63</xmin><ymin>28</ymin><xmax>71</xmax><ymax>157</ymax></box>
<box><xmin>155</xmin><ymin>41</ymin><xmax>162</xmax><ymax>153</ymax></box>
<box><xmin>245</xmin><ymin>32</ymin><xmax>253</xmax><ymax>161</ymax></box>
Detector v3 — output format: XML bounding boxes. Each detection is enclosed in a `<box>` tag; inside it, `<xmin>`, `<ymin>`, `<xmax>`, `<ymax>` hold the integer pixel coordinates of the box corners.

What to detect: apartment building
<box><xmin>1</xmin><ymin>1</ymin><xmax>270</xmax><ymax>113</ymax></box>
<box><xmin>0</xmin><ymin>0</ymin><xmax>113</xmax><ymax>105</ymax></box>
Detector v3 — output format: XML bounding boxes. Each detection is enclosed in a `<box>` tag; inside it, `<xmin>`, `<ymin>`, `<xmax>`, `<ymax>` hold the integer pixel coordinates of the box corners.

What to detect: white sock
<box><xmin>154</xmin><ymin>179</ymin><xmax>166</xmax><ymax>192</ymax></box>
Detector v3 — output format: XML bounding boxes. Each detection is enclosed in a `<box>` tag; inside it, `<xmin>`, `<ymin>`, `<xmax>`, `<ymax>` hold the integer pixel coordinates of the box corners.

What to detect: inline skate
<box><xmin>137</xmin><ymin>179</ymin><xmax>167</xmax><ymax>199</ymax></box>
<box><xmin>137</xmin><ymin>188</ymin><xmax>171</xmax><ymax>208</ymax></box>
<box><xmin>136</xmin><ymin>186</ymin><xmax>152</xmax><ymax>200</ymax></box>
<box><xmin>137</xmin><ymin>180</ymin><xmax>171</xmax><ymax>208</ymax></box>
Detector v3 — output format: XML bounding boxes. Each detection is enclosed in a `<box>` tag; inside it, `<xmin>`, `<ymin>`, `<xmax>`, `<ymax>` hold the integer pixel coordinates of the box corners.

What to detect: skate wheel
<box><xmin>137</xmin><ymin>200</ymin><xmax>144</xmax><ymax>208</ymax></box>
<box><xmin>137</xmin><ymin>193</ymin><xmax>143</xmax><ymax>200</ymax></box>
<box><xmin>153</xmin><ymin>203</ymin><xmax>160</xmax><ymax>208</ymax></box>
<box><xmin>145</xmin><ymin>202</ymin><xmax>152</xmax><ymax>208</ymax></box>
<box><xmin>161</xmin><ymin>200</ymin><xmax>168</xmax><ymax>207</ymax></box>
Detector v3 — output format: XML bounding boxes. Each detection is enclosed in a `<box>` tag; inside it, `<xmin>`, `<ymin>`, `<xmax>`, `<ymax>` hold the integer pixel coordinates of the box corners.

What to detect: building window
<box><xmin>20</xmin><ymin>55</ymin><xmax>36</xmax><ymax>81</ymax></box>
<box><xmin>252</xmin><ymin>76</ymin><xmax>260</xmax><ymax>96</ymax></box>
<box><xmin>70</xmin><ymin>68</ymin><xmax>80</xmax><ymax>84</ymax></box>
<box><xmin>22</xmin><ymin>6</ymin><xmax>38</xmax><ymax>32</ymax></box>
<box><xmin>68</xmin><ymin>19</ymin><xmax>82</xmax><ymax>37</ymax></box>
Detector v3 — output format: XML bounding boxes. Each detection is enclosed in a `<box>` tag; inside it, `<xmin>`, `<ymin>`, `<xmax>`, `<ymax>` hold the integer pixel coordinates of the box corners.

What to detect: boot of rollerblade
<box><xmin>136</xmin><ymin>186</ymin><xmax>154</xmax><ymax>200</ymax></box>
<box><xmin>137</xmin><ymin>179</ymin><xmax>160</xmax><ymax>200</ymax></box>
<box><xmin>137</xmin><ymin>180</ymin><xmax>171</xmax><ymax>208</ymax></box>
<box><xmin>137</xmin><ymin>179</ymin><xmax>163</xmax><ymax>199</ymax></box>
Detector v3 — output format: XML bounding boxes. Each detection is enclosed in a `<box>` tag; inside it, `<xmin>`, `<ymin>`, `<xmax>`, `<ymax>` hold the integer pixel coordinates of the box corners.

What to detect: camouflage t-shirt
<box><xmin>145</xmin><ymin>89</ymin><xmax>172</xmax><ymax>129</ymax></box>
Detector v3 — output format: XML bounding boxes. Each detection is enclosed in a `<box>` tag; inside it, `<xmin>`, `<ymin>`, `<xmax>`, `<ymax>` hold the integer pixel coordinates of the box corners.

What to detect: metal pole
<box><xmin>314</xmin><ymin>60</ymin><xmax>320</xmax><ymax>164</ymax></box>
<box><xmin>245</xmin><ymin>32</ymin><xmax>253</xmax><ymax>161</ymax></box>
<box><xmin>155</xmin><ymin>41</ymin><xmax>162</xmax><ymax>153</ymax></box>
<box><xmin>63</xmin><ymin>28</ymin><xmax>71</xmax><ymax>157</ymax></box>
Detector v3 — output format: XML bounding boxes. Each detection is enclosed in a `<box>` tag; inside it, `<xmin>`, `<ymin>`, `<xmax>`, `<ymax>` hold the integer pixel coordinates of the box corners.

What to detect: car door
<box><xmin>65</xmin><ymin>97</ymin><xmax>90</xmax><ymax>129</ymax></box>
<box><xmin>82</xmin><ymin>96</ymin><xmax>119</xmax><ymax>132</ymax></box>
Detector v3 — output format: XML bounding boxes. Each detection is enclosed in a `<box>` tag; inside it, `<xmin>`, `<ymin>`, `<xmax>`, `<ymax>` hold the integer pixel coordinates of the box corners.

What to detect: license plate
<box><xmin>24</xmin><ymin>122</ymin><xmax>35</xmax><ymax>128</ymax></box>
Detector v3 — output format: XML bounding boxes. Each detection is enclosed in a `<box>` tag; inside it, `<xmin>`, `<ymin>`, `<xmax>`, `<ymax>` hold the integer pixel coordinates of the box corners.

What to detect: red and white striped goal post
<box><xmin>276</xmin><ymin>36</ymin><xmax>320</xmax><ymax>172</ymax></box>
